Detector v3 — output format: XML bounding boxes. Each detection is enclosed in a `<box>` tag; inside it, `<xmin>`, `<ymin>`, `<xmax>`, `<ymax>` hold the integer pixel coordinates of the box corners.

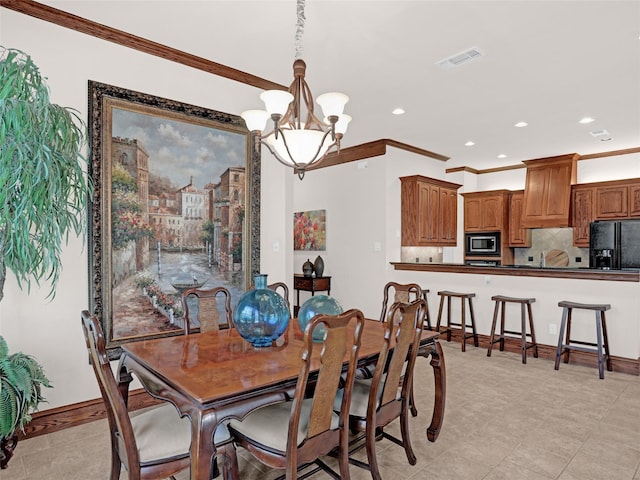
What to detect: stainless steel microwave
<box><xmin>465</xmin><ymin>232</ymin><xmax>501</xmax><ymax>256</ymax></box>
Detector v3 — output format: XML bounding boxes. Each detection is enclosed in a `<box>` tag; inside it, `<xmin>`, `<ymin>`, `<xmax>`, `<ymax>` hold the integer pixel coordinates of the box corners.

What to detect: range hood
<box><xmin>521</xmin><ymin>153</ymin><xmax>578</xmax><ymax>228</ymax></box>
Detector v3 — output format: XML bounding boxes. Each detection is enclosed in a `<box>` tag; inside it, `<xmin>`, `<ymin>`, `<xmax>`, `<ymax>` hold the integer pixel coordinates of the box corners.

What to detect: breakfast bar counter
<box><xmin>391</xmin><ymin>262</ymin><xmax>640</xmax><ymax>282</ymax></box>
<box><xmin>389</xmin><ymin>262</ymin><xmax>640</xmax><ymax>370</ymax></box>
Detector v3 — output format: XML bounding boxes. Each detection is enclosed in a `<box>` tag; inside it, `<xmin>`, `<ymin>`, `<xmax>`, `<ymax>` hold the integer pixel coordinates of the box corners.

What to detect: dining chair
<box><xmin>268</xmin><ymin>281</ymin><xmax>291</xmax><ymax>314</ymax></box>
<box><xmin>226</xmin><ymin>308</ymin><xmax>366</xmax><ymax>480</ymax></box>
<box><xmin>80</xmin><ymin>310</ymin><xmax>237</xmax><ymax>480</ymax></box>
<box><xmin>378</xmin><ymin>281</ymin><xmax>424</xmax><ymax>417</ymax></box>
<box><xmin>379</xmin><ymin>281</ymin><xmax>423</xmax><ymax>324</ymax></box>
<box><xmin>181</xmin><ymin>285</ymin><xmax>233</xmax><ymax>334</ymax></box>
<box><xmin>335</xmin><ymin>299</ymin><xmax>426</xmax><ymax>480</ymax></box>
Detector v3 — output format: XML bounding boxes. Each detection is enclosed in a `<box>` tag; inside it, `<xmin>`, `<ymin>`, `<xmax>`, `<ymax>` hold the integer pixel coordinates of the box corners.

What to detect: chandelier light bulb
<box><xmin>241</xmin><ymin>110</ymin><xmax>269</xmax><ymax>132</ymax></box>
<box><xmin>260</xmin><ymin>90</ymin><xmax>294</xmax><ymax>116</ymax></box>
<box><xmin>316</xmin><ymin>92</ymin><xmax>349</xmax><ymax>119</ymax></box>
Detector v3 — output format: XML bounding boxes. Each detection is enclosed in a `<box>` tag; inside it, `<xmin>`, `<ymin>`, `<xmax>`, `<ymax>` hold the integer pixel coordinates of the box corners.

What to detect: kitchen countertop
<box><xmin>390</xmin><ymin>262</ymin><xmax>640</xmax><ymax>282</ymax></box>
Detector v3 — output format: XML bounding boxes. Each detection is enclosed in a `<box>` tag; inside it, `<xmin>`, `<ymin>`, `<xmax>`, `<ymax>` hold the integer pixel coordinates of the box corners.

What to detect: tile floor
<box><xmin>4</xmin><ymin>340</ymin><xmax>640</xmax><ymax>480</ymax></box>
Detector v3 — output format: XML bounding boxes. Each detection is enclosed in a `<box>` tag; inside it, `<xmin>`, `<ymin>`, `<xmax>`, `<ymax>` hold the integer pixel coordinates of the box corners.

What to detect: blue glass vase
<box><xmin>233</xmin><ymin>274</ymin><xmax>290</xmax><ymax>347</ymax></box>
<box><xmin>297</xmin><ymin>295</ymin><xmax>343</xmax><ymax>342</ymax></box>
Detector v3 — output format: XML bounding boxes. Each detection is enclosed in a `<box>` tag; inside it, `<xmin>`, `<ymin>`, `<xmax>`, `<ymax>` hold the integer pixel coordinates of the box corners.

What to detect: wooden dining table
<box><xmin>119</xmin><ymin>319</ymin><xmax>446</xmax><ymax>480</ymax></box>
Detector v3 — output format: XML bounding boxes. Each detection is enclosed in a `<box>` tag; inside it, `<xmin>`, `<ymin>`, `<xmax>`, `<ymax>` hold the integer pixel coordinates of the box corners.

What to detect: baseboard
<box><xmin>443</xmin><ymin>329</ymin><xmax>640</xmax><ymax>376</ymax></box>
<box><xmin>19</xmin><ymin>332</ymin><xmax>639</xmax><ymax>440</ymax></box>
<box><xmin>17</xmin><ymin>388</ymin><xmax>160</xmax><ymax>441</ymax></box>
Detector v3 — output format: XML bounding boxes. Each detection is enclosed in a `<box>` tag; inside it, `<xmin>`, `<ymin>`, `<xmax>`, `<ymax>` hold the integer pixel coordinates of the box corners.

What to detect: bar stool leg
<box><xmin>595</xmin><ymin>311</ymin><xmax>605</xmax><ymax>379</ymax></box>
<box><xmin>468</xmin><ymin>297</ymin><xmax>479</xmax><ymax>347</ymax></box>
<box><xmin>435</xmin><ymin>295</ymin><xmax>446</xmax><ymax>340</ymax></box>
<box><xmin>422</xmin><ymin>291</ymin><xmax>432</xmax><ymax>330</ymax></box>
<box><xmin>554</xmin><ymin>307</ymin><xmax>569</xmax><ymax>370</ymax></box>
<box><xmin>520</xmin><ymin>303</ymin><xmax>527</xmax><ymax>364</ymax></box>
<box><xmin>499</xmin><ymin>301</ymin><xmax>506</xmax><ymax>351</ymax></box>
<box><xmin>446</xmin><ymin>295</ymin><xmax>452</xmax><ymax>342</ymax></box>
<box><xmin>487</xmin><ymin>300</ymin><xmax>500</xmax><ymax>357</ymax></box>
<box><xmin>528</xmin><ymin>302</ymin><xmax>538</xmax><ymax>358</ymax></box>
<box><xmin>564</xmin><ymin>308</ymin><xmax>573</xmax><ymax>364</ymax></box>
<box><xmin>460</xmin><ymin>297</ymin><xmax>466</xmax><ymax>352</ymax></box>
<box><xmin>602</xmin><ymin>312</ymin><xmax>612</xmax><ymax>372</ymax></box>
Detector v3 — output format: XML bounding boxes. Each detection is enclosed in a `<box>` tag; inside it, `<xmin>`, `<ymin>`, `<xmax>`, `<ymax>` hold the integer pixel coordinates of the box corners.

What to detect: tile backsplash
<box><xmin>401</xmin><ymin>246</ymin><xmax>444</xmax><ymax>264</ymax></box>
<box><xmin>514</xmin><ymin>228</ymin><xmax>589</xmax><ymax>268</ymax></box>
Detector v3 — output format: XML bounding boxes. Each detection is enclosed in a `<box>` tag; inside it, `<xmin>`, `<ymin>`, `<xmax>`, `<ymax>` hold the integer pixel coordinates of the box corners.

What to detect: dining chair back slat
<box><xmin>182</xmin><ymin>286</ymin><xmax>233</xmax><ymax>334</ymax></box>
<box><xmin>380</xmin><ymin>282</ymin><xmax>423</xmax><ymax>324</ymax></box>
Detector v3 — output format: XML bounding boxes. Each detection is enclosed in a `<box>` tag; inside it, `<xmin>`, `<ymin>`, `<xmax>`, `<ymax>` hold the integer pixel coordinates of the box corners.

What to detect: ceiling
<box><xmin>34</xmin><ymin>1</ymin><xmax>640</xmax><ymax>170</ymax></box>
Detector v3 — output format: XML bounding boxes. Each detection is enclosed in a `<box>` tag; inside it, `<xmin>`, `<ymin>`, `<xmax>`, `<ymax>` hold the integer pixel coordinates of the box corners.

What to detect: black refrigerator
<box><xmin>589</xmin><ymin>220</ymin><xmax>640</xmax><ymax>269</ymax></box>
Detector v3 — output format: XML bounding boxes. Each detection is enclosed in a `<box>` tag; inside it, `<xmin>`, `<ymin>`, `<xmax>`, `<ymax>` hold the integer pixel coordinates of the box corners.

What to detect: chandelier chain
<box><xmin>295</xmin><ymin>0</ymin><xmax>306</xmax><ymax>59</ymax></box>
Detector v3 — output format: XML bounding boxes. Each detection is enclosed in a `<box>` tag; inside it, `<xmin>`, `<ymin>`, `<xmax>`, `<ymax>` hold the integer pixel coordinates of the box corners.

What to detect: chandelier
<box><xmin>241</xmin><ymin>0</ymin><xmax>351</xmax><ymax>180</ymax></box>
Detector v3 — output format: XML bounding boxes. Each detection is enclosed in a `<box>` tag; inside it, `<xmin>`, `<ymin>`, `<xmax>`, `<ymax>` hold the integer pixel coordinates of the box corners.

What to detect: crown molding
<box><xmin>445</xmin><ymin>146</ymin><xmax>640</xmax><ymax>175</ymax></box>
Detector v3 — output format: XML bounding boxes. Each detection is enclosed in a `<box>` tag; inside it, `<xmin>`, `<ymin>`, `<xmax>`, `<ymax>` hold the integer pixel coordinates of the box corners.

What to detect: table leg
<box><xmin>418</xmin><ymin>340</ymin><xmax>446</xmax><ymax>442</ymax></box>
<box><xmin>191</xmin><ymin>410</ymin><xmax>218</xmax><ymax>480</ymax></box>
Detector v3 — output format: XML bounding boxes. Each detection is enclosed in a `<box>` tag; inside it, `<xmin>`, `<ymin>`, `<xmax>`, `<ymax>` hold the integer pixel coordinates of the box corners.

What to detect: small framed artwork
<box><xmin>293</xmin><ymin>209</ymin><xmax>326</xmax><ymax>251</ymax></box>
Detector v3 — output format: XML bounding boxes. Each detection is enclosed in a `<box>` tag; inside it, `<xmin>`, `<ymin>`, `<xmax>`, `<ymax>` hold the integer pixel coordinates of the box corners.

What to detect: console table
<box><xmin>293</xmin><ymin>274</ymin><xmax>331</xmax><ymax>316</ymax></box>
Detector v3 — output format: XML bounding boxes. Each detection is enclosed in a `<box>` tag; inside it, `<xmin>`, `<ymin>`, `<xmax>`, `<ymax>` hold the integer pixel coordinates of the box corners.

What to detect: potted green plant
<box><xmin>0</xmin><ymin>46</ymin><xmax>92</xmax><ymax>302</ymax></box>
<box><xmin>0</xmin><ymin>336</ymin><xmax>51</xmax><ymax>469</ymax></box>
<box><xmin>0</xmin><ymin>46</ymin><xmax>91</xmax><ymax>467</ymax></box>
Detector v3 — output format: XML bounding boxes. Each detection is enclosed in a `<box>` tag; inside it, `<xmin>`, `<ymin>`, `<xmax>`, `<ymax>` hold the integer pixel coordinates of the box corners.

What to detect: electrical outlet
<box><xmin>576</xmin><ymin>256</ymin><xmax>582</xmax><ymax>263</ymax></box>
<box><xmin>484</xmin><ymin>275</ymin><xmax>491</xmax><ymax>284</ymax></box>
<box><xmin>528</xmin><ymin>256</ymin><xmax>534</xmax><ymax>262</ymax></box>
<box><xmin>549</xmin><ymin>324</ymin><xmax>557</xmax><ymax>335</ymax></box>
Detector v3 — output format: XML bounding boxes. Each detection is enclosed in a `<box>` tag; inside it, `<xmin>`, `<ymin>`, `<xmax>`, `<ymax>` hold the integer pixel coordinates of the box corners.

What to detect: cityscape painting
<box><xmin>88</xmin><ymin>81</ymin><xmax>260</xmax><ymax>356</ymax></box>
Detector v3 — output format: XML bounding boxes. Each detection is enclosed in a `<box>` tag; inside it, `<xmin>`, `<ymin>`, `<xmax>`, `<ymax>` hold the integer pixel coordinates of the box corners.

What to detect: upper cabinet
<box><xmin>570</xmin><ymin>178</ymin><xmax>640</xmax><ymax>246</ymax></box>
<box><xmin>462</xmin><ymin>190</ymin><xmax>510</xmax><ymax>232</ymax></box>
<box><xmin>508</xmin><ymin>190</ymin><xmax>531</xmax><ymax>247</ymax></box>
<box><xmin>571</xmin><ymin>184</ymin><xmax>594</xmax><ymax>247</ymax></box>
<box><xmin>595</xmin><ymin>185</ymin><xmax>629</xmax><ymax>218</ymax></box>
<box><xmin>521</xmin><ymin>154</ymin><xmax>578</xmax><ymax>228</ymax></box>
<box><xmin>400</xmin><ymin>175</ymin><xmax>461</xmax><ymax>246</ymax></box>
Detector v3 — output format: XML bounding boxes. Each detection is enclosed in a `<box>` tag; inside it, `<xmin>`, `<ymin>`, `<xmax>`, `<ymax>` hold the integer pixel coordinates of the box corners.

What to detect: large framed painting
<box><xmin>88</xmin><ymin>81</ymin><xmax>260</xmax><ymax>357</ymax></box>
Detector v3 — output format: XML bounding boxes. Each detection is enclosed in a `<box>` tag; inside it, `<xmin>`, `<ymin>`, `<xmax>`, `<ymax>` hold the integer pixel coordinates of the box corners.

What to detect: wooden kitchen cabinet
<box><xmin>508</xmin><ymin>190</ymin><xmax>531</xmax><ymax>247</ymax></box>
<box><xmin>630</xmin><ymin>185</ymin><xmax>640</xmax><ymax>217</ymax></box>
<box><xmin>570</xmin><ymin>178</ymin><xmax>640</xmax><ymax>246</ymax></box>
<box><xmin>595</xmin><ymin>185</ymin><xmax>629</xmax><ymax>218</ymax></box>
<box><xmin>521</xmin><ymin>154</ymin><xmax>578</xmax><ymax>228</ymax></box>
<box><xmin>439</xmin><ymin>187</ymin><xmax>458</xmax><ymax>243</ymax></box>
<box><xmin>462</xmin><ymin>190</ymin><xmax>510</xmax><ymax>232</ymax></box>
<box><xmin>400</xmin><ymin>175</ymin><xmax>461</xmax><ymax>246</ymax></box>
<box><xmin>571</xmin><ymin>185</ymin><xmax>594</xmax><ymax>247</ymax></box>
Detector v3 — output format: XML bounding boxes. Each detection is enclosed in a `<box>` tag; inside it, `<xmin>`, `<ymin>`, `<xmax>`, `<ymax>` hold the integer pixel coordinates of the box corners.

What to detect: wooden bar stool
<box><xmin>487</xmin><ymin>295</ymin><xmax>538</xmax><ymax>364</ymax></box>
<box><xmin>421</xmin><ymin>287</ymin><xmax>432</xmax><ymax>330</ymax></box>
<box><xmin>554</xmin><ymin>301</ymin><xmax>612</xmax><ymax>379</ymax></box>
<box><xmin>435</xmin><ymin>291</ymin><xmax>478</xmax><ymax>352</ymax></box>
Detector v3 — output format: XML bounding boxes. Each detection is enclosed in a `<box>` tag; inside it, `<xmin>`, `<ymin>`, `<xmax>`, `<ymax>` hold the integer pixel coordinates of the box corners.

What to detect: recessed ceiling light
<box><xmin>497</xmin><ymin>154</ymin><xmax>507</xmax><ymax>159</ymax></box>
<box><xmin>514</xmin><ymin>121</ymin><xmax>528</xmax><ymax>128</ymax></box>
<box><xmin>392</xmin><ymin>108</ymin><xmax>405</xmax><ymax>115</ymax></box>
<box><xmin>464</xmin><ymin>141</ymin><xmax>475</xmax><ymax>146</ymax></box>
<box><xmin>579</xmin><ymin>117</ymin><xmax>595</xmax><ymax>124</ymax></box>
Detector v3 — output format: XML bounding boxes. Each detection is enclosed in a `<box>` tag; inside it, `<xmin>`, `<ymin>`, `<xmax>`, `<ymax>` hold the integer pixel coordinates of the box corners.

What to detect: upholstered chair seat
<box><xmin>130</xmin><ymin>404</ymin><xmax>231</xmax><ymax>464</ymax></box>
<box><xmin>228</xmin><ymin>398</ymin><xmax>339</xmax><ymax>452</ymax></box>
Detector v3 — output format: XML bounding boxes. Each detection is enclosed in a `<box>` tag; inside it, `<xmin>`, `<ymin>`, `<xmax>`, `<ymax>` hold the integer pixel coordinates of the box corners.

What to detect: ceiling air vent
<box><xmin>436</xmin><ymin>47</ymin><xmax>484</xmax><ymax>69</ymax></box>
<box><xmin>590</xmin><ymin>129</ymin><xmax>612</xmax><ymax>141</ymax></box>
